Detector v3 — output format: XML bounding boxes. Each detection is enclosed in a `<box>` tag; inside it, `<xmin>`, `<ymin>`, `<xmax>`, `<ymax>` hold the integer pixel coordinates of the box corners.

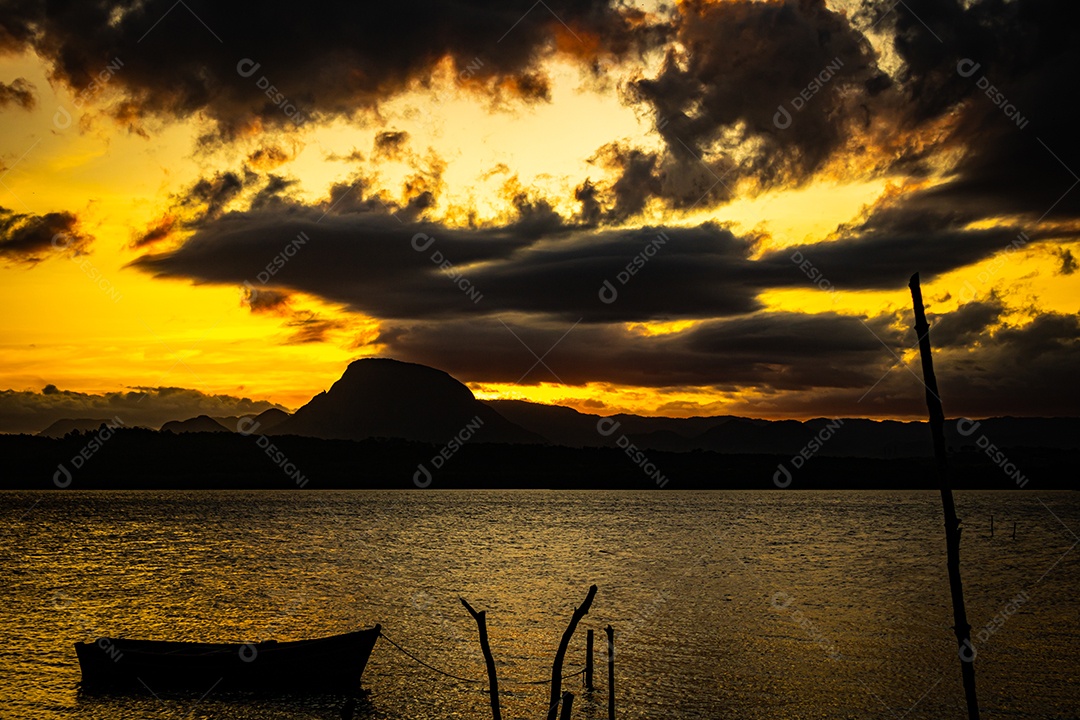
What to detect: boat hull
<box><xmin>74</xmin><ymin>625</ymin><xmax>381</xmax><ymax>693</ymax></box>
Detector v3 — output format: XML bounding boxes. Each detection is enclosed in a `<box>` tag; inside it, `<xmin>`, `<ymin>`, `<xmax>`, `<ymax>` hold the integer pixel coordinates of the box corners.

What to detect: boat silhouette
<box><xmin>75</xmin><ymin>626</ymin><xmax>381</xmax><ymax>693</ymax></box>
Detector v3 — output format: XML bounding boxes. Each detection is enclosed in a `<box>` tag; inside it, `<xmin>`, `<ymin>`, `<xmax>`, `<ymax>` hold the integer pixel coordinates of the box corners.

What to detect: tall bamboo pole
<box><xmin>909</xmin><ymin>273</ymin><xmax>980</xmax><ymax>720</ymax></box>
<box><xmin>460</xmin><ymin>597</ymin><xmax>502</xmax><ymax>720</ymax></box>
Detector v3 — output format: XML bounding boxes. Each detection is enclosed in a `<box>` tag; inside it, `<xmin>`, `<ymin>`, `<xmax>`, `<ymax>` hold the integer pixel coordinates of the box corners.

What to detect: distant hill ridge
<box><xmin>38</xmin><ymin>360</ymin><xmax>1080</xmax><ymax>457</ymax></box>
<box><xmin>161</xmin><ymin>415</ymin><xmax>230</xmax><ymax>434</ymax></box>
<box><xmin>488</xmin><ymin>399</ymin><xmax>1080</xmax><ymax>458</ymax></box>
<box><xmin>38</xmin><ymin>418</ymin><xmax>128</xmax><ymax>438</ymax></box>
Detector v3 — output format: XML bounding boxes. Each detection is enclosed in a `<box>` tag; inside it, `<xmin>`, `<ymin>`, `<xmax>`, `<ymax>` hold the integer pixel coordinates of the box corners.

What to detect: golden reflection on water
<box><xmin>1</xmin><ymin>490</ymin><xmax>1078</xmax><ymax>719</ymax></box>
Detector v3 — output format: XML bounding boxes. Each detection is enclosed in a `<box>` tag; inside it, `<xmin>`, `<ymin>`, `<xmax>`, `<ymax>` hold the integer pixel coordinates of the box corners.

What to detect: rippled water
<box><xmin>1</xmin><ymin>490</ymin><xmax>1077</xmax><ymax>719</ymax></box>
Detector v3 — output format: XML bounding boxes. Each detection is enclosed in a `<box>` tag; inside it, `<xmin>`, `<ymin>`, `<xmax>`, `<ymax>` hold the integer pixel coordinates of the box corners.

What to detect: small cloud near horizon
<box><xmin>0</xmin><ymin>385</ymin><xmax>288</xmax><ymax>435</ymax></box>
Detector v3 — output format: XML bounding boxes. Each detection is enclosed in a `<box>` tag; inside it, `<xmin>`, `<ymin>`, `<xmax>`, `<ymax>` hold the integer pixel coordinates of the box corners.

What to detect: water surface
<box><xmin>2</xmin><ymin>490</ymin><xmax>1077</xmax><ymax>719</ymax></box>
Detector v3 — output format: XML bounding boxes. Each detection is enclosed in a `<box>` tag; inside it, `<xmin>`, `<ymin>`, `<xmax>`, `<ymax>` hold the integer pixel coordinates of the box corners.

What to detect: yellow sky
<box><xmin>1</xmin><ymin>44</ymin><xmax>1076</xmax><ymax>418</ymax></box>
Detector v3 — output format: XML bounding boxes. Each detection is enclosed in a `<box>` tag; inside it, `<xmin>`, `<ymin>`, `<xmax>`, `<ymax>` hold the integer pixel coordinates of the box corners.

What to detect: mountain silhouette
<box><xmin>244</xmin><ymin>408</ymin><xmax>291</xmax><ymax>433</ymax></box>
<box><xmin>38</xmin><ymin>418</ymin><xmax>125</xmax><ymax>438</ymax></box>
<box><xmin>28</xmin><ymin>361</ymin><xmax>1078</xmax><ymax>457</ymax></box>
<box><xmin>488</xmin><ymin>399</ymin><xmax>1080</xmax><ymax>458</ymax></box>
<box><xmin>272</xmin><ymin>358</ymin><xmax>544</xmax><ymax>445</ymax></box>
<box><xmin>161</xmin><ymin>415</ymin><xmax>231</xmax><ymax>434</ymax></box>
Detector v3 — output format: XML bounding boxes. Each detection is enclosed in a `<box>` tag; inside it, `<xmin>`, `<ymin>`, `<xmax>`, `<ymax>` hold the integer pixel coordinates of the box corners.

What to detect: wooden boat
<box><xmin>75</xmin><ymin>625</ymin><xmax>381</xmax><ymax>693</ymax></box>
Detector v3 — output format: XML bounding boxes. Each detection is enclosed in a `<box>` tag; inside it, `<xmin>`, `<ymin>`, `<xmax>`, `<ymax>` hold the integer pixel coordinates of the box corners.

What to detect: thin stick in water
<box><xmin>461</xmin><ymin>597</ymin><xmax>502</xmax><ymax>720</ymax></box>
<box><xmin>547</xmin><ymin>585</ymin><xmax>598</xmax><ymax>720</ymax></box>
<box><xmin>909</xmin><ymin>272</ymin><xmax>981</xmax><ymax>720</ymax></box>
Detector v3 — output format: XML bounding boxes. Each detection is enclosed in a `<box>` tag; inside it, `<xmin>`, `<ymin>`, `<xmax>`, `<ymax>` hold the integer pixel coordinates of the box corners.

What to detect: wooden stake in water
<box><xmin>909</xmin><ymin>273</ymin><xmax>981</xmax><ymax>720</ymax></box>
<box><xmin>990</xmin><ymin>514</ymin><xmax>994</xmax><ymax>538</ymax></box>
<box><xmin>605</xmin><ymin>625</ymin><xmax>615</xmax><ymax>720</ymax></box>
<box><xmin>460</xmin><ymin>597</ymin><xmax>502</xmax><ymax>720</ymax></box>
<box><xmin>559</xmin><ymin>691</ymin><xmax>575</xmax><ymax>720</ymax></box>
<box><xmin>547</xmin><ymin>585</ymin><xmax>597</xmax><ymax>720</ymax></box>
<box><xmin>586</xmin><ymin>629</ymin><xmax>595</xmax><ymax>691</ymax></box>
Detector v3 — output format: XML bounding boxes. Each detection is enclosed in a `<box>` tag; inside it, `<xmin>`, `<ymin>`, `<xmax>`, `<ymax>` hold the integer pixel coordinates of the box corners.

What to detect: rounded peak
<box><xmin>338</xmin><ymin>358</ymin><xmax>473</xmax><ymax>397</ymax></box>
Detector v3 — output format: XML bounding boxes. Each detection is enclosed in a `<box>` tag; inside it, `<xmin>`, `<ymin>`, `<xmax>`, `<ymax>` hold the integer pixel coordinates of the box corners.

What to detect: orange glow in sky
<box><xmin>2</xmin><ymin>0</ymin><xmax>1077</xmax><ymax>424</ymax></box>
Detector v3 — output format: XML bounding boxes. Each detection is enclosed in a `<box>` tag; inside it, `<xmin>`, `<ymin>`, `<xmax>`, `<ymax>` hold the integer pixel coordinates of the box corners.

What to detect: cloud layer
<box><xmin>7</xmin><ymin>0</ymin><xmax>1077</xmax><ymax>419</ymax></box>
<box><xmin>4</xmin><ymin>0</ymin><xmax>657</xmax><ymax>136</ymax></box>
<box><xmin>0</xmin><ymin>206</ymin><xmax>89</xmax><ymax>263</ymax></box>
<box><xmin>0</xmin><ymin>385</ymin><xmax>286</xmax><ymax>434</ymax></box>
<box><xmin>133</xmin><ymin>200</ymin><xmax>1050</xmax><ymax>324</ymax></box>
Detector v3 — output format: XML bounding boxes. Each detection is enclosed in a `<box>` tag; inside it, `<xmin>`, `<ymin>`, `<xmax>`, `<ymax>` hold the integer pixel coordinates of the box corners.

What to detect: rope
<box><xmin>513</xmin><ymin>667</ymin><xmax>587</xmax><ymax>685</ymax></box>
<box><xmin>378</xmin><ymin>630</ymin><xmax>590</xmax><ymax>686</ymax></box>
<box><xmin>378</xmin><ymin>630</ymin><xmax>484</xmax><ymax>683</ymax></box>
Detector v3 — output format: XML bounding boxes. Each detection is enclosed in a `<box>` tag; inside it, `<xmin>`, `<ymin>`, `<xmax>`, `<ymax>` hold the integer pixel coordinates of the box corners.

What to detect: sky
<box><xmin>1</xmin><ymin>0</ymin><xmax>1078</xmax><ymax>432</ymax></box>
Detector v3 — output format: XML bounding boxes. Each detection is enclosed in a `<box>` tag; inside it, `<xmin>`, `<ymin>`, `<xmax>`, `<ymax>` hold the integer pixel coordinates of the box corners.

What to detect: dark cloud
<box><xmin>373</xmin><ymin>131</ymin><xmax>409</xmax><ymax>160</ymax></box>
<box><xmin>629</xmin><ymin>0</ymin><xmax>887</xmax><ymax>191</ymax></box>
<box><xmin>862</xmin><ymin>0</ymin><xmax>1080</xmax><ymax>220</ymax></box>
<box><xmin>246</xmin><ymin>144</ymin><xmax>294</xmax><ymax>170</ymax></box>
<box><xmin>1055</xmin><ymin>248</ymin><xmax>1076</xmax><ymax>276</ymax></box>
<box><xmin>584</xmin><ymin>142</ymin><xmax>743</xmax><ymax>220</ymax></box>
<box><xmin>590</xmin><ymin>143</ymin><xmax>663</xmax><ymax>222</ymax></box>
<box><xmin>0</xmin><ymin>385</ymin><xmax>286</xmax><ymax>434</ymax></box>
<box><xmin>132</xmin><ymin>215</ymin><xmax>176</xmax><ymax>248</ymax></box>
<box><xmin>241</xmin><ymin>285</ymin><xmax>348</xmax><ymax>344</ymax></box>
<box><xmin>5</xmin><ymin>0</ymin><xmax>656</xmax><ymax>136</ymax></box>
<box><xmin>925</xmin><ymin>296</ymin><xmax>1005</xmax><ymax>348</ymax></box>
<box><xmin>243</xmin><ymin>286</ymin><xmax>290</xmax><ymax>314</ymax></box>
<box><xmin>282</xmin><ymin>312</ymin><xmax>347</xmax><ymax>344</ymax></box>
<box><xmin>186</xmin><ymin>170</ymin><xmax>252</xmax><ymax>220</ymax></box>
<box><xmin>380</xmin><ymin>311</ymin><xmax>898</xmax><ymax>389</ymax></box>
<box><xmin>131</xmin><ymin>205</ymin><xmax>763</xmax><ymax>323</ymax></box>
<box><xmin>762</xmin><ymin>205</ymin><xmax>1037</xmax><ymax>293</ymax></box>
<box><xmin>0</xmin><ymin>78</ymin><xmax>35</xmax><ymax>110</ymax></box>
<box><xmin>573</xmin><ymin>179</ymin><xmax>602</xmax><ymax>226</ymax></box>
<box><xmin>927</xmin><ymin>309</ymin><xmax>1080</xmax><ymax>418</ymax></box>
<box><xmin>325</xmin><ymin>149</ymin><xmax>365</xmax><ymax>164</ymax></box>
<box><xmin>249</xmin><ymin>174</ymin><xmax>300</xmax><ymax>211</ymax></box>
<box><xmin>120</xmin><ymin>156</ymin><xmax>1080</xmax><ymax>421</ymax></box>
<box><xmin>134</xmin><ymin>167</ymin><xmax>300</xmax><ymax>247</ymax></box>
<box><xmin>131</xmin><ymin>194</ymin><xmax>1072</xmax><ymax>328</ymax></box>
<box><xmin>380</xmin><ymin>302</ymin><xmax>1080</xmax><ymax>418</ymax></box>
<box><xmin>0</xmin><ymin>206</ymin><xmax>90</xmax><ymax>262</ymax></box>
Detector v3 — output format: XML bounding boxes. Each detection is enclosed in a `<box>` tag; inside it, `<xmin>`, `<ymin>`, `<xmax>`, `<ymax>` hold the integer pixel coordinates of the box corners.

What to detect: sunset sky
<box><xmin>1</xmin><ymin>0</ymin><xmax>1077</xmax><ymax>432</ymax></box>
